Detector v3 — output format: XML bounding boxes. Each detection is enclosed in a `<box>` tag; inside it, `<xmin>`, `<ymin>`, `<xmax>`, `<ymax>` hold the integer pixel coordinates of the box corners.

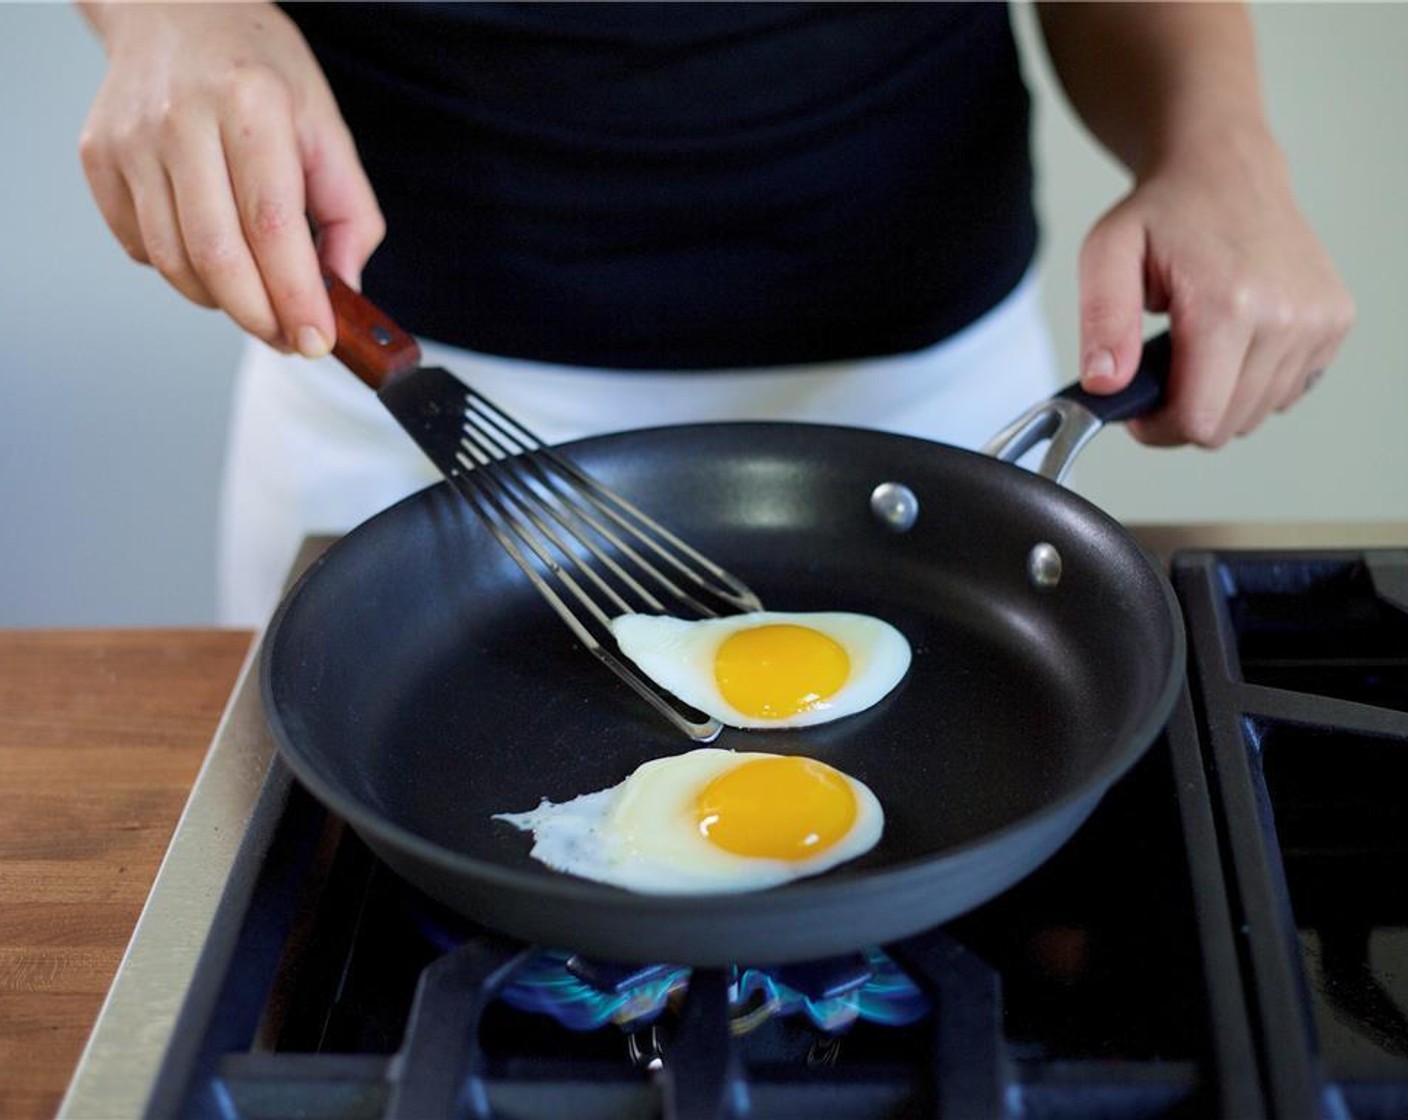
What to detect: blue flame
<box><xmin>498</xmin><ymin>947</ymin><xmax>929</xmax><ymax>1033</ymax></box>
<box><xmin>735</xmin><ymin>949</ymin><xmax>929</xmax><ymax>1032</ymax></box>
<box><xmin>498</xmin><ymin>952</ymin><xmax>690</xmax><ymax>1030</ymax></box>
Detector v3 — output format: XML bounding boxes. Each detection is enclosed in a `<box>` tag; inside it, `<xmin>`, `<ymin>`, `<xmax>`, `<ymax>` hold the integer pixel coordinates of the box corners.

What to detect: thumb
<box><xmin>1078</xmin><ymin>203</ymin><xmax>1148</xmax><ymax>394</ymax></box>
<box><xmin>304</xmin><ymin>119</ymin><xmax>385</xmax><ymax>291</ymax></box>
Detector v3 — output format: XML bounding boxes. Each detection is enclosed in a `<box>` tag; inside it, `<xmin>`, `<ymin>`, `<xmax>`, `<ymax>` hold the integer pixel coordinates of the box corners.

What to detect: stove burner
<box><xmin>497</xmin><ymin>947</ymin><xmax>930</xmax><ymax>1034</ymax></box>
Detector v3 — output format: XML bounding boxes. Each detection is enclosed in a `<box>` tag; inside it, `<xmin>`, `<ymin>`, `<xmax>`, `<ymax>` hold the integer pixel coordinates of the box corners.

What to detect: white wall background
<box><xmin>2</xmin><ymin>2</ymin><xmax>1405</xmax><ymax>626</ymax></box>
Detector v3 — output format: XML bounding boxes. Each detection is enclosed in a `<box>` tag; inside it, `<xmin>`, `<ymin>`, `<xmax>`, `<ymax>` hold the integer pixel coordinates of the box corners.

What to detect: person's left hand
<box><xmin>1075</xmin><ymin>125</ymin><xmax>1355</xmax><ymax>447</ymax></box>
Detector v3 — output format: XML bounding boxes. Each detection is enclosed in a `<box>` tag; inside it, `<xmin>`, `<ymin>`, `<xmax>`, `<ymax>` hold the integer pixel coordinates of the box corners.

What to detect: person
<box><xmin>75</xmin><ymin>2</ymin><xmax>1354</xmax><ymax>626</ymax></box>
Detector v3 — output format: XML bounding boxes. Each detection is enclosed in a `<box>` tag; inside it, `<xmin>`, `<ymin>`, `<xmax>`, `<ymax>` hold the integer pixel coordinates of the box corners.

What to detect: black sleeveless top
<box><xmin>284</xmin><ymin>2</ymin><xmax>1037</xmax><ymax>369</ymax></box>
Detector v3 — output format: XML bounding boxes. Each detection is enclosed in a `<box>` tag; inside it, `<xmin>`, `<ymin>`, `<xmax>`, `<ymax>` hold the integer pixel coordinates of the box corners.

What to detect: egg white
<box><xmin>608</xmin><ymin>610</ymin><xmax>911</xmax><ymax>729</ymax></box>
<box><xmin>493</xmin><ymin>748</ymin><xmax>884</xmax><ymax>895</ymax></box>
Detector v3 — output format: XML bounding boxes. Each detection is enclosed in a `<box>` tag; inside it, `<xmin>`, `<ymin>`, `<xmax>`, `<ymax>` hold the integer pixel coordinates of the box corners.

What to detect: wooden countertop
<box><xmin>0</xmin><ymin>628</ymin><xmax>253</xmax><ymax>1120</ymax></box>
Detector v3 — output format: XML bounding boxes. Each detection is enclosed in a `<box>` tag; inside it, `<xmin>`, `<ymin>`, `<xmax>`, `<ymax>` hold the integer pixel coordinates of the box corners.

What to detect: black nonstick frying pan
<box><xmin>261</xmin><ymin>342</ymin><xmax>1184</xmax><ymax>966</ymax></box>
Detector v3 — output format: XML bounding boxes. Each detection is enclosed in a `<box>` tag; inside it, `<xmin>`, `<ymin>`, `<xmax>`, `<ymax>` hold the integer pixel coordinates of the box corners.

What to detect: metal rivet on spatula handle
<box><xmin>1028</xmin><ymin>542</ymin><xmax>1063</xmax><ymax>589</ymax></box>
<box><xmin>870</xmin><ymin>482</ymin><xmax>919</xmax><ymax>533</ymax></box>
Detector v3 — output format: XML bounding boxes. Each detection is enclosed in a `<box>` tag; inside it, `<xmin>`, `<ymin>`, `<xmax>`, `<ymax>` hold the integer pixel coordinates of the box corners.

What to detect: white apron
<box><xmin>218</xmin><ymin>270</ymin><xmax>1058</xmax><ymax>626</ymax></box>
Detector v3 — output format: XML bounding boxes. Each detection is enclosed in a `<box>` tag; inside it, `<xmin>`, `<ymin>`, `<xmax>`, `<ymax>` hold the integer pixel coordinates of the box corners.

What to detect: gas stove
<box><xmin>61</xmin><ymin>528</ymin><xmax>1408</xmax><ymax>1119</ymax></box>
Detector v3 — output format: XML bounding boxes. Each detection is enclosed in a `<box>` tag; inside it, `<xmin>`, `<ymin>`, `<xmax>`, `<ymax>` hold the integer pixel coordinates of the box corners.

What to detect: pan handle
<box><xmin>1054</xmin><ymin>331</ymin><xmax>1172</xmax><ymax>425</ymax></box>
<box><xmin>322</xmin><ymin>267</ymin><xmax>424</xmax><ymax>391</ymax></box>
<box><xmin>980</xmin><ymin>331</ymin><xmax>1172</xmax><ymax>484</ymax></box>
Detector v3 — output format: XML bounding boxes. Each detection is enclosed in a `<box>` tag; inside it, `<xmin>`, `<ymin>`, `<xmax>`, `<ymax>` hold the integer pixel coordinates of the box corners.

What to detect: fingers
<box><xmin>79</xmin><ymin>125</ymin><xmax>147</xmax><ymax>267</ymax></box>
<box><xmin>129</xmin><ymin>159</ymin><xmax>220</xmax><ymax>311</ymax></box>
<box><xmin>80</xmin><ymin>94</ymin><xmax>298</xmax><ymax>348</ymax></box>
<box><xmin>167</xmin><ymin>123</ymin><xmax>281</xmax><ymax>337</ymax></box>
<box><xmin>1129</xmin><ymin>287</ymin><xmax>1354</xmax><ymax>448</ymax></box>
<box><xmin>1219</xmin><ymin>336</ymin><xmax>1290</xmax><ymax>439</ymax></box>
<box><xmin>221</xmin><ymin>73</ymin><xmax>331</xmax><ymax>356</ymax></box>
<box><xmin>84</xmin><ymin>79</ymin><xmax>342</xmax><ymax>357</ymax></box>
<box><xmin>1077</xmin><ymin>204</ymin><xmax>1148</xmax><ymax>394</ymax></box>
<box><xmin>1278</xmin><ymin>331</ymin><xmax>1345</xmax><ymax>414</ymax></box>
<box><xmin>1077</xmin><ymin>198</ymin><xmax>1338</xmax><ymax>449</ymax></box>
<box><xmin>1128</xmin><ymin>314</ymin><xmax>1252</xmax><ymax>448</ymax></box>
<box><xmin>82</xmin><ymin>111</ymin><xmax>219</xmax><ymax>311</ymax></box>
<box><xmin>305</xmin><ymin>118</ymin><xmax>386</xmax><ymax>292</ymax></box>
<box><xmin>1080</xmin><ymin>115</ymin><xmax>1357</xmax><ymax>451</ymax></box>
<box><xmin>76</xmin><ymin>4</ymin><xmax>381</xmax><ymax>357</ymax></box>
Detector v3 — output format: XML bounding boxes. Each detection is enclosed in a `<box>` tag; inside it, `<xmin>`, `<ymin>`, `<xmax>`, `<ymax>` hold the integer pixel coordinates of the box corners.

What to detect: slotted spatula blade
<box><xmin>322</xmin><ymin>269</ymin><xmax>762</xmax><ymax>741</ymax></box>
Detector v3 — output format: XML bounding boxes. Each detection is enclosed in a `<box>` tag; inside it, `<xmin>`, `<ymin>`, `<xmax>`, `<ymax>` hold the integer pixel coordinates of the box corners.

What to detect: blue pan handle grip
<box><xmin>1055</xmin><ymin>331</ymin><xmax>1172</xmax><ymax>424</ymax></box>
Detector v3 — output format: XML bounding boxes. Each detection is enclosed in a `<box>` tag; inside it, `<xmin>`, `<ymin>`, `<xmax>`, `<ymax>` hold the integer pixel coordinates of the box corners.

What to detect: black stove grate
<box><xmin>1174</xmin><ymin>549</ymin><xmax>1408</xmax><ymax>1120</ymax></box>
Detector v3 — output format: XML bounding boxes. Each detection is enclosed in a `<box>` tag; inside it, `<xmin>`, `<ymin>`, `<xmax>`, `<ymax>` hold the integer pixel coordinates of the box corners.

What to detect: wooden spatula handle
<box><xmin>323</xmin><ymin>267</ymin><xmax>423</xmax><ymax>390</ymax></box>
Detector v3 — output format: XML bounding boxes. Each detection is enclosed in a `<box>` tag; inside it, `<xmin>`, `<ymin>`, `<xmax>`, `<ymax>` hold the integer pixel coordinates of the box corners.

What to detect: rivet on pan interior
<box><xmin>1028</xmin><ymin>542</ymin><xmax>1063</xmax><ymax>589</ymax></box>
<box><xmin>869</xmin><ymin>482</ymin><xmax>919</xmax><ymax>533</ymax></box>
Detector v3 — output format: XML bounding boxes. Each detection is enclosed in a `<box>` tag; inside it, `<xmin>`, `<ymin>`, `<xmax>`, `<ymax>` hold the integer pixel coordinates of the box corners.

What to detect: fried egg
<box><xmin>609</xmin><ymin>611</ymin><xmax>911</xmax><ymax>729</ymax></box>
<box><xmin>493</xmin><ymin>748</ymin><xmax>883</xmax><ymax>894</ymax></box>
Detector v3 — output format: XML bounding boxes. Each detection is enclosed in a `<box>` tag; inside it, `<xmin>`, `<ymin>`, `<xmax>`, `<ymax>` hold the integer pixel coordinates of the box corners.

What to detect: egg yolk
<box><xmin>713</xmin><ymin>624</ymin><xmax>850</xmax><ymax>720</ymax></box>
<box><xmin>695</xmin><ymin>756</ymin><xmax>858</xmax><ymax>861</ymax></box>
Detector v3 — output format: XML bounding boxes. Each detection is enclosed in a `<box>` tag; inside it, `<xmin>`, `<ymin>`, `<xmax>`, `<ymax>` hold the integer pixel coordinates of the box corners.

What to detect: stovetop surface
<box><xmin>65</xmin><ymin>538</ymin><xmax>1408</xmax><ymax>1120</ymax></box>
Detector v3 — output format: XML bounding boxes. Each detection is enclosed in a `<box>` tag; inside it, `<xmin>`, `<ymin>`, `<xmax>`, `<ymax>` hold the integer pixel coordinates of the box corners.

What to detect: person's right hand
<box><xmin>78</xmin><ymin>1</ymin><xmax>383</xmax><ymax>357</ymax></box>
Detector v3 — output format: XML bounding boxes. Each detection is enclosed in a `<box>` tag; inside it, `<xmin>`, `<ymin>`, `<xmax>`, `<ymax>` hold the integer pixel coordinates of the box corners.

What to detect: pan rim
<box><xmin>259</xmin><ymin>420</ymin><xmax>1187</xmax><ymax>920</ymax></box>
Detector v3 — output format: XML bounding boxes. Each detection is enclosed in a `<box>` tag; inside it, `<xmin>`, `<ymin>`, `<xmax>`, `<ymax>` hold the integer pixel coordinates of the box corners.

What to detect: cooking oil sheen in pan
<box><xmin>493</xmin><ymin>749</ymin><xmax>884</xmax><ymax>894</ymax></box>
